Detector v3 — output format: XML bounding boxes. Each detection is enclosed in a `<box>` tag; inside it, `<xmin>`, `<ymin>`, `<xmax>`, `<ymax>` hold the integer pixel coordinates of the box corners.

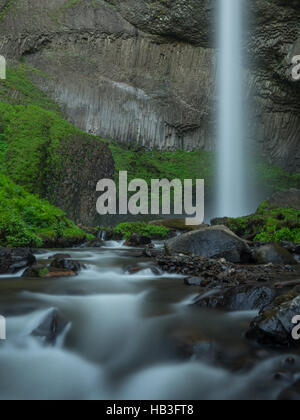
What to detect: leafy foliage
<box><xmin>0</xmin><ymin>174</ymin><xmax>87</xmax><ymax>247</ymax></box>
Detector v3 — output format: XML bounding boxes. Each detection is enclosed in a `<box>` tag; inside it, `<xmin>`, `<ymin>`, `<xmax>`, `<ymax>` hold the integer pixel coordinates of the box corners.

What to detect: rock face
<box><xmin>165</xmin><ymin>226</ymin><xmax>251</xmax><ymax>263</ymax></box>
<box><xmin>125</xmin><ymin>234</ymin><xmax>152</xmax><ymax>247</ymax></box>
<box><xmin>247</xmin><ymin>292</ymin><xmax>300</xmax><ymax>348</ymax></box>
<box><xmin>254</xmin><ymin>244</ymin><xmax>298</xmax><ymax>266</ymax></box>
<box><xmin>31</xmin><ymin>308</ymin><xmax>69</xmax><ymax>344</ymax></box>
<box><xmin>0</xmin><ymin>248</ymin><xmax>36</xmax><ymax>275</ymax></box>
<box><xmin>267</xmin><ymin>189</ymin><xmax>300</xmax><ymax>210</ymax></box>
<box><xmin>195</xmin><ymin>286</ymin><xmax>277</xmax><ymax>312</ymax></box>
<box><xmin>46</xmin><ymin>133</ymin><xmax>114</xmax><ymax>226</ymax></box>
<box><xmin>0</xmin><ymin>0</ymin><xmax>299</xmax><ymax>170</ymax></box>
<box><xmin>50</xmin><ymin>256</ymin><xmax>84</xmax><ymax>274</ymax></box>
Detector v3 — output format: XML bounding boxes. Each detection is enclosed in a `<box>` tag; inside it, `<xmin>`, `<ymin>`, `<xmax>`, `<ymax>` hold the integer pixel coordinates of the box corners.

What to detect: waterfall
<box><xmin>216</xmin><ymin>0</ymin><xmax>247</xmax><ymax>218</ymax></box>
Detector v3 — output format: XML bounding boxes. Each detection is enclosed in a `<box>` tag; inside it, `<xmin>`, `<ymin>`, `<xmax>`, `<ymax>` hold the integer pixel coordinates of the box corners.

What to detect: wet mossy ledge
<box><xmin>0</xmin><ymin>64</ymin><xmax>114</xmax><ymax>225</ymax></box>
<box><xmin>0</xmin><ymin>174</ymin><xmax>92</xmax><ymax>248</ymax></box>
<box><xmin>212</xmin><ymin>202</ymin><xmax>300</xmax><ymax>244</ymax></box>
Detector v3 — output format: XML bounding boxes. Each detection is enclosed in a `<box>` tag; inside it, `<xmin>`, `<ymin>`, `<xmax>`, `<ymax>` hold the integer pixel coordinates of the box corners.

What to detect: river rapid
<box><xmin>0</xmin><ymin>242</ymin><xmax>299</xmax><ymax>400</ymax></box>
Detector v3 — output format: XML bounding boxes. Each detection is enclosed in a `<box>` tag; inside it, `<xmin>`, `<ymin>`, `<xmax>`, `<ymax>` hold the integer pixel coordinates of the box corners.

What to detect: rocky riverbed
<box><xmin>0</xmin><ymin>209</ymin><xmax>299</xmax><ymax>400</ymax></box>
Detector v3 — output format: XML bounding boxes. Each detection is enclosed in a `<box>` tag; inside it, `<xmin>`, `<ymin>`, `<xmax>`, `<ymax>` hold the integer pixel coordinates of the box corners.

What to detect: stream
<box><xmin>0</xmin><ymin>242</ymin><xmax>299</xmax><ymax>400</ymax></box>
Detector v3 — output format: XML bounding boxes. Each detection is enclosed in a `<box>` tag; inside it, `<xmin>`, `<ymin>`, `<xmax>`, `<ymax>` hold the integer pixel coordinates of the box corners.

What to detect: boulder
<box><xmin>149</xmin><ymin>219</ymin><xmax>205</xmax><ymax>231</ymax></box>
<box><xmin>254</xmin><ymin>244</ymin><xmax>298</xmax><ymax>265</ymax></box>
<box><xmin>195</xmin><ymin>286</ymin><xmax>277</xmax><ymax>312</ymax></box>
<box><xmin>0</xmin><ymin>248</ymin><xmax>36</xmax><ymax>275</ymax></box>
<box><xmin>23</xmin><ymin>264</ymin><xmax>77</xmax><ymax>278</ymax></box>
<box><xmin>31</xmin><ymin>308</ymin><xmax>69</xmax><ymax>344</ymax></box>
<box><xmin>49</xmin><ymin>254</ymin><xmax>72</xmax><ymax>260</ymax></box>
<box><xmin>125</xmin><ymin>234</ymin><xmax>152</xmax><ymax>247</ymax></box>
<box><xmin>267</xmin><ymin>189</ymin><xmax>300</xmax><ymax>210</ymax></box>
<box><xmin>85</xmin><ymin>239</ymin><xmax>104</xmax><ymax>248</ymax></box>
<box><xmin>247</xmin><ymin>291</ymin><xmax>300</xmax><ymax>348</ymax></box>
<box><xmin>165</xmin><ymin>226</ymin><xmax>251</xmax><ymax>263</ymax></box>
<box><xmin>125</xmin><ymin>265</ymin><xmax>161</xmax><ymax>275</ymax></box>
<box><xmin>184</xmin><ymin>277</ymin><xmax>205</xmax><ymax>286</ymax></box>
<box><xmin>50</xmin><ymin>257</ymin><xmax>84</xmax><ymax>273</ymax></box>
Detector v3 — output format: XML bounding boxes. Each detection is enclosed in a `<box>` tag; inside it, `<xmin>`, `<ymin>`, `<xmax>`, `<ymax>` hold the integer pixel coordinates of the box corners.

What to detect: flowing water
<box><xmin>0</xmin><ymin>243</ymin><xmax>299</xmax><ymax>400</ymax></box>
<box><xmin>217</xmin><ymin>0</ymin><xmax>248</xmax><ymax>218</ymax></box>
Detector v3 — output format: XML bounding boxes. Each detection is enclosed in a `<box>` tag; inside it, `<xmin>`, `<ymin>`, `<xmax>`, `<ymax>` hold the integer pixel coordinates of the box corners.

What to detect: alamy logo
<box><xmin>0</xmin><ymin>316</ymin><xmax>6</xmax><ymax>340</ymax></box>
<box><xmin>291</xmin><ymin>56</ymin><xmax>300</xmax><ymax>81</ymax></box>
<box><xmin>292</xmin><ymin>316</ymin><xmax>300</xmax><ymax>341</ymax></box>
<box><xmin>0</xmin><ymin>56</ymin><xmax>6</xmax><ymax>80</ymax></box>
<box><xmin>96</xmin><ymin>171</ymin><xmax>204</xmax><ymax>225</ymax></box>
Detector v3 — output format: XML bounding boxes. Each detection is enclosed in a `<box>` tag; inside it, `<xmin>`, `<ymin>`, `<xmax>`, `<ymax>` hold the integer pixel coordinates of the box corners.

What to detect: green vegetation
<box><xmin>0</xmin><ymin>101</ymin><xmax>99</xmax><ymax>197</ymax></box>
<box><xmin>0</xmin><ymin>64</ymin><xmax>94</xmax><ymax>247</ymax></box>
<box><xmin>0</xmin><ymin>174</ymin><xmax>87</xmax><ymax>247</ymax></box>
<box><xmin>217</xmin><ymin>202</ymin><xmax>300</xmax><ymax>244</ymax></box>
<box><xmin>107</xmin><ymin>141</ymin><xmax>299</xmax><ymax>197</ymax></box>
<box><xmin>113</xmin><ymin>222</ymin><xmax>170</xmax><ymax>240</ymax></box>
<box><xmin>255</xmin><ymin>161</ymin><xmax>300</xmax><ymax>193</ymax></box>
<box><xmin>108</xmin><ymin>142</ymin><xmax>215</xmax><ymax>190</ymax></box>
<box><xmin>0</xmin><ymin>65</ymin><xmax>59</xmax><ymax>111</ymax></box>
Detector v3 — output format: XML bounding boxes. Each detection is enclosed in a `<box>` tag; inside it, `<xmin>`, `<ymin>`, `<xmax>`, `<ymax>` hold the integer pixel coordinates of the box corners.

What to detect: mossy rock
<box><xmin>212</xmin><ymin>200</ymin><xmax>300</xmax><ymax>244</ymax></box>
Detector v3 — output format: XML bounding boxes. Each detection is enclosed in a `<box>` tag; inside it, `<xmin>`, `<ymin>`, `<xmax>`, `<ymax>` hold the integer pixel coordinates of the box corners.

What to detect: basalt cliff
<box><xmin>0</xmin><ymin>0</ymin><xmax>299</xmax><ymax>171</ymax></box>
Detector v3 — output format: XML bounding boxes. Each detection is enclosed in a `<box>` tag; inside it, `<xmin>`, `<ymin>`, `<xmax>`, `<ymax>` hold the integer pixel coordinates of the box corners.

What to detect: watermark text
<box><xmin>96</xmin><ymin>171</ymin><xmax>204</xmax><ymax>225</ymax></box>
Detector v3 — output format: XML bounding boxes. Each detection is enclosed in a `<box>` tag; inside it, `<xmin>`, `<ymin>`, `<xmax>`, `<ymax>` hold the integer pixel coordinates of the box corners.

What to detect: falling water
<box><xmin>217</xmin><ymin>0</ymin><xmax>247</xmax><ymax>217</ymax></box>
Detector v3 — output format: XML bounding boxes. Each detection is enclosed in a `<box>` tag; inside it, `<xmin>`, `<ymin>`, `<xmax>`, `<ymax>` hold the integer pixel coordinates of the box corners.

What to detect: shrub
<box><xmin>113</xmin><ymin>222</ymin><xmax>170</xmax><ymax>239</ymax></box>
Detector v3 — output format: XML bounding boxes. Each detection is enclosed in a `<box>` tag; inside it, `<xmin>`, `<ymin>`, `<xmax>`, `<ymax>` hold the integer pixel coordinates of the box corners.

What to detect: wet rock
<box><xmin>44</xmin><ymin>269</ymin><xmax>77</xmax><ymax>278</ymax></box>
<box><xmin>267</xmin><ymin>189</ymin><xmax>300</xmax><ymax>210</ymax></box>
<box><xmin>0</xmin><ymin>248</ymin><xmax>36</xmax><ymax>275</ymax></box>
<box><xmin>278</xmin><ymin>380</ymin><xmax>300</xmax><ymax>400</ymax></box>
<box><xmin>125</xmin><ymin>265</ymin><xmax>161</xmax><ymax>276</ymax></box>
<box><xmin>247</xmin><ymin>291</ymin><xmax>300</xmax><ymax>348</ymax></box>
<box><xmin>254</xmin><ymin>244</ymin><xmax>298</xmax><ymax>266</ymax></box>
<box><xmin>195</xmin><ymin>286</ymin><xmax>277</xmax><ymax>312</ymax></box>
<box><xmin>49</xmin><ymin>254</ymin><xmax>72</xmax><ymax>260</ymax></box>
<box><xmin>143</xmin><ymin>244</ymin><xmax>165</xmax><ymax>258</ymax></box>
<box><xmin>50</xmin><ymin>257</ymin><xmax>84</xmax><ymax>273</ymax></box>
<box><xmin>184</xmin><ymin>277</ymin><xmax>205</xmax><ymax>286</ymax></box>
<box><xmin>84</xmin><ymin>239</ymin><xmax>104</xmax><ymax>248</ymax></box>
<box><xmin>31</xmin><ymin>308</ymin><xmax>69</xmax><ymax>344</ymax></box>
<box><xmin>125</xmin><ymin>234</ymin><xmax>152</xmax><ymax>247</ymax></box>
<box><xmin>23</xmin><ymin>264</ymin><xmax>77</xmax><ymax>278</ymax></box>
<box><xmin>165</xmin><ymin>226</ymin><xmax>252</xmax><ymax>263</ymax></box>
<box><xmin>149</xmin><ymin>219</ymin><xmax>204</xmax><ymax>232</ymax></box>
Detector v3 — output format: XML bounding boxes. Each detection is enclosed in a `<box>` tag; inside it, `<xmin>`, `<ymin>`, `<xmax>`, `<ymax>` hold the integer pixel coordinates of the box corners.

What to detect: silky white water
<box><xmin>217</xmin><ymin>0</ymin><xmax>247</xmax><ymax>217</ymax></box>
<box><xmin>0</xmin><ymin>244</ymin><xmax>299</xmax><ymax>400</ymax></box>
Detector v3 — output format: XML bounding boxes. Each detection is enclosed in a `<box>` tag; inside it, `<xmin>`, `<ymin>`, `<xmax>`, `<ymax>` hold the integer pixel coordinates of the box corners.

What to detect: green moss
<box><xmin>108</xmin><ymin>141</ymin><xmax>215</xmax><ymax>191</ymax></box>
<box><xmin>217</xmin><ymin>202</ymin><xmax>300</xmax><ymax>244</ymax></box>
<box><xmin>38</xmin><ymin>268</ymin><xmax>49</xmax><ymax>277</ymax></box>
<box><xmin>113</xmin><ymin>222</ymin><xmax>170</xmax><ymax>240</ymax></box>
<box><xmin>255</xmin><ymin>161</ymin><xmax>300</xmax><ymax>192</ymax></box>
<box><xmin>0</xmin><ymin>65</ymin><xmax>59</xmax><ymax>112</ymax></box>
<box><xmin>0</xmin><ymin>100</ymin><xmax>99</xmax><ymax>198</ymax></box>
<box><xmin>0</xmin><ymin>174</ymin><xmax>87</xmax><ymax>247</ymax></box>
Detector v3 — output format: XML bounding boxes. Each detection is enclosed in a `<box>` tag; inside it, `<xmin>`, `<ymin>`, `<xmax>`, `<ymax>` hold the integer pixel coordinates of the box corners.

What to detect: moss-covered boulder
<box><xmin>247</xmin><ymin>288</ymin><xmax>300</xmax><ymax>348</ymax></box>
<box><xmin>212</xmin><ymin>200</ymin><xmax>300</xmax><ymax>244</ymax></box>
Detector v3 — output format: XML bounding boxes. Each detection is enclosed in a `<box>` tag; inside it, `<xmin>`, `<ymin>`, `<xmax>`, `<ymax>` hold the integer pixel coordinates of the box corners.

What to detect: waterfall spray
<box><xmin>217</xmin><ymin>0</ymin><xmax>247</xmax><ymax>218</ymax></box>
